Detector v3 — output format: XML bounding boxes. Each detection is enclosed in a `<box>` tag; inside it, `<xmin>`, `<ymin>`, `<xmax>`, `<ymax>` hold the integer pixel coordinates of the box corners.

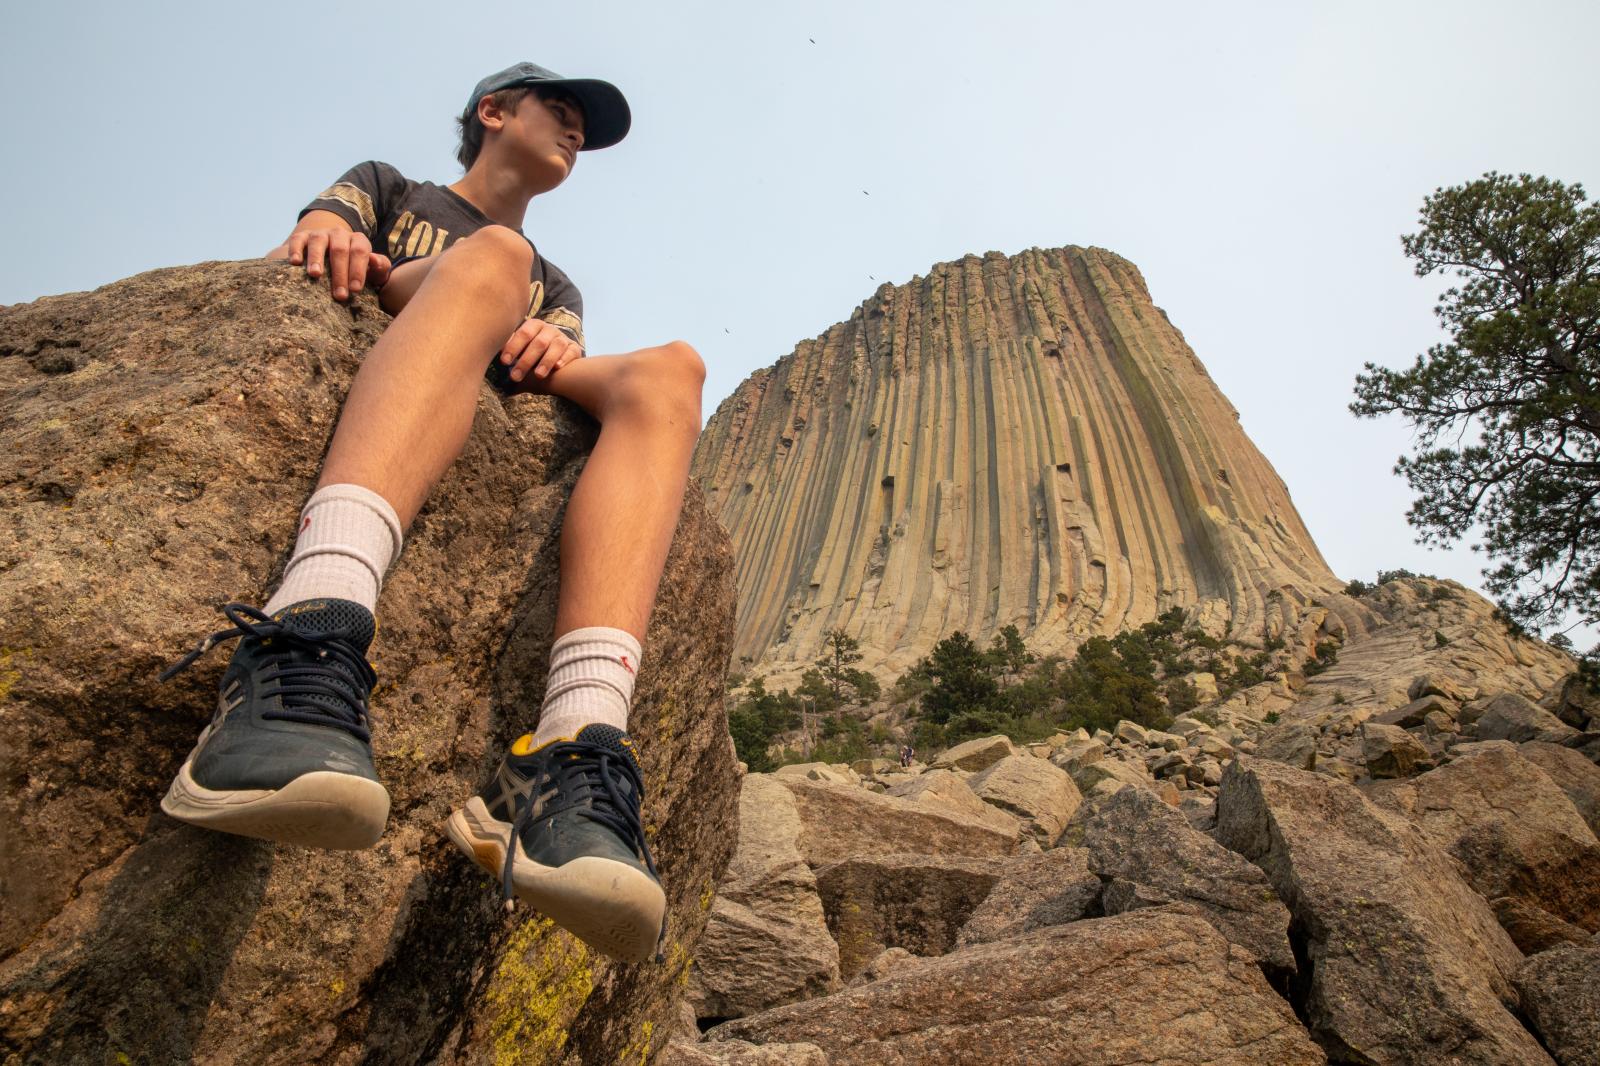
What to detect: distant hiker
<box><xmin>158</xmin><ymin>63</ymin><xmax>694</xmax><ymax>963</ymax></box>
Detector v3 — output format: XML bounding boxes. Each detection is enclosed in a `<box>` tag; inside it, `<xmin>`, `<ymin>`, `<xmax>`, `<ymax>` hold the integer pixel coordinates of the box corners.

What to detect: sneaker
<box><xmin>159</xmin><ymin>599</ymin><xmax>390</xmax><ymax>850</ymax></box>
<box><xmin>446</xmin><ymin>724</ymin><xmax>667</xmax><ymax>963</ymax></box>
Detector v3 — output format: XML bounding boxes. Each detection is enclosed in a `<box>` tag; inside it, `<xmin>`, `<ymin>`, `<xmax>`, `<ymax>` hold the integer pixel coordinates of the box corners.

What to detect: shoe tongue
<box><xmin>574</xmin><ymin>723</ymin><xmax>641</xmax><ymax>770</ymax></box>
<box><xmin>270</xmin><ymin>598</ymin><xmax>376</xmax><ymax>652</ymax></box>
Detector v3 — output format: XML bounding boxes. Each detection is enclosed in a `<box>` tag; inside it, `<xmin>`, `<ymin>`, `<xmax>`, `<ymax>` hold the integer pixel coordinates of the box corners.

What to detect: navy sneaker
<box><xmin>446</xmin><ymin>724</ymin><xmax>667</xmax><ymax>963</ymax></box>
<box><xmin>159</xmin><ymin>599</ymin><xmax>390</xmax><ymax>849</ymax></box>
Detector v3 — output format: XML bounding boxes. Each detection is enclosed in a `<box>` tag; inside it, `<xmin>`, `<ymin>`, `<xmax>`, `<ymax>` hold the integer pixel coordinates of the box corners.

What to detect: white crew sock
<box><xmin>264</xmin><ymin>484</ymin><xmax>403</xmax><ymax>616</ymax></box>
<box><xmin>529</xmin><ymin>627</ymin><xmax>643</xmax><ymax>746</ymax></box>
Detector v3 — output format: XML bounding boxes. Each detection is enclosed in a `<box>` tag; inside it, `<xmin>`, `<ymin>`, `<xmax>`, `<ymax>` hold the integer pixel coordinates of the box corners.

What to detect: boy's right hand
<box><xmin>268</xmin><ymin>227</ymin><xmax>391</xmax><ymax>302</ymax></box>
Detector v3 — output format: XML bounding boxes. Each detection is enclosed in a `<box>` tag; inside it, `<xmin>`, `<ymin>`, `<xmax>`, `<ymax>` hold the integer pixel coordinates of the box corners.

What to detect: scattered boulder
<box><xmin>1542</xmin><ymin>673</ymin><xmax>1599</xmax><ymax>731</ymax></box>
<box><xmin>1374</xmin><ymin>693</ymin><xmax>1457</xmax><ymax>729</ymax></box>
<box><xmin>1368</xmin><ymin>744</ymin><xmax>1600</xmax><ymax>933</ymax></box>
<box><xmin>690</xmin><ymin>776</ymin><xmax>842</xmax><ymax>1020</ymax></box>
<box><xmin>1050</xmin><ymin>738</ymin><xmax>1106</xmax><ymax>774</ymax></box>
<box><xmin>1067</xmin><ymin>785</ymin><xmax>1294</xmax><ymax>977</ymax></box>
<box><xmin>1491</xmin><ymin>896</ymin><xmax>1594</xmax><ymax>956</ymax></box>
<box><xmin>813</xmin><ymin>853</ymin><xmax>999</xmax><ymax>981</ymax></box>
<box><xmin>1519</xmin><ymin>740</ymin><xmax>1600</xmax><ymax>837</ymax></box>
<box><xmin>1514</xmin><ymin>939</ymin><xmax>1600</xmax><ymax>1066</ymax></box>
<box><xmin>1215</xmin><ymin>758</ymin><xmax>1550</xmax><ymax>1064</ymax></box>
<box><xmin>1065</xmin><ymin>755</ymin><xmax>1157</xmax><ymax>796</ymax></box>
<box><xmin>852</xmin><ymin>947</ymin><xmax>919</xmax><ymax>985</ymax></box>
<box><xmin>774</xmin><ymin>762</ymin><xmax>858</xmax><ymax>786</ymax></box>
<box><xmin>929</xmin><ymin>735</ymin><xmax>1017</xmax><ymax>772</ymax></box>
<box><xmin>1254</xmin><ymin>721</ymin><xmax>1319</xmax><ymax>770</ymax></box>
<box><xmin>1475</xmin><ymin>693</ymin><xmax>1580</xmax><ymax>744</ymax></box>
<box><xmin>1361</xmin><ymin>721</ymin><xmax>1432</xmax><ymax>779</ymax></box>
<box><xmin>707</xmin><ymin>911</ymin><xmax>1326</xmax><ymax>1065</ymax></box>
<box><xmin>966</xmin><ymin>755</ymin><xmax>1081</xmax><ymax>845</ymax></box>
<box><xmin>777</xmin><ymin>778</ymin><xmax>1018</xmax><ymax>868</ymax></box>
<box><xmin>884</xmin><ymin>769</ymin><xmax>1020</xmax><ymax>836</ymax></box>
<box><xmin>1113</xmin><ymin>720</ymin><xmax>1149</xmax><ymax>745</ymax></box>
<box><xmin>1409</xmin><ymin>674</ymin><xmax>1473</xmax><ymax>704</ymax></box>
<box><xmin>955</xmin><ymin>848</ymin><xmax>1101</xmax><ymax>946</ymax></box>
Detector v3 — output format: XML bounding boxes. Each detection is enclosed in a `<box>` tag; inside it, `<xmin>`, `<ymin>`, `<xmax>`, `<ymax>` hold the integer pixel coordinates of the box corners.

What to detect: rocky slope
<box><xmin>692</xmin><ymin>247</ymin><xmax>1344</xmax><ymax>683</ymax></box>
<box><xmin>665</xmin><ymin>578</ymin><xmax>1600</xmax><ymax>1065</ymax></box>
<box><xmin>0</xmin><ymin>262</ymin><xmax>740</xmax><ymax>1065</ymax></box>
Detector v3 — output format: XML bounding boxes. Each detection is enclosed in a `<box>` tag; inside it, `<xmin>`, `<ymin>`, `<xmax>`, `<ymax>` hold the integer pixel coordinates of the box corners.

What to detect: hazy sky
<box><xmin>5</xmin><ymin>0</ymin><xmax>1597</xmax><ymax>642</ymax></box>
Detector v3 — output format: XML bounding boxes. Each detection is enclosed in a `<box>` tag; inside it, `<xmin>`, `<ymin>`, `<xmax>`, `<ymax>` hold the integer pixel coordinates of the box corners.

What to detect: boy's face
<box><xmin>488</xmin><ymin>91</ymin><xmax>587</xmax><ymax>194</ymax></box>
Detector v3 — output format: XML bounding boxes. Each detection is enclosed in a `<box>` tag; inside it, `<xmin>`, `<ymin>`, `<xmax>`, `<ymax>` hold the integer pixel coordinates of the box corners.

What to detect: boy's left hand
<box><xmin>500</xmin><ymin>318</ymin><xmax>583</xmax><ymax>383</ymax></box>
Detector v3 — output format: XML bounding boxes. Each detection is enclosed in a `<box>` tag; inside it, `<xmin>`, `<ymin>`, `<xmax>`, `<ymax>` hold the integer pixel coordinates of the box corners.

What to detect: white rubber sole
<box><xmin>446</xmin><ymin>796</ymin><xmax>666</xmax><ymax>963</ymax></box>
<box><xmin>161</xmin><ymin>742</ymin><xmax>390</xmax><ymax>850</ymax></box>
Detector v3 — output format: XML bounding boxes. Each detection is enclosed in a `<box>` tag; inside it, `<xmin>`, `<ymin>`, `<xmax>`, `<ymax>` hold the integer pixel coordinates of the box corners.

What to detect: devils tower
<box><xmin>693</xmin><ymin>246</ymin><xmax>1342</xmax><ymax>680</ymax></box>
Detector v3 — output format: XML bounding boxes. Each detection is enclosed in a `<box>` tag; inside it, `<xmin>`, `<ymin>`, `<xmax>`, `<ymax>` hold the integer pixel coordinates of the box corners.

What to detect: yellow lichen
<box><xmin>699</xmin><ymin>880</ymin><xmax>716</xmax><ymax>912</ymax></box>
<box><xmin>619</xmin><ymin>1019</ymin><xmax>655</xmax><ymax>1065</ymax></box>
<box><xmin>484</xmin><ymin>916</ymin><xmax>594</xmax><ymax>1066</ymax></box>
<box><xmin>0</xmin><ymin>647</ymin><xmax>29</xmax><ymax>705</ymax></box>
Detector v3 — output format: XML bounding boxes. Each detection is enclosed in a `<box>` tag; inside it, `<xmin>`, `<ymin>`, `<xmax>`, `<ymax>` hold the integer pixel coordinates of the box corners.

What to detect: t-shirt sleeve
<box><xmin>536</xmin><ymin>264</ymin><xmax>587</xmax><ymax>352</ymax></box>
<box><xmin>299</xmin><ymin>161</ymin><xmax>406</xmax><ymax>238</ymax></box>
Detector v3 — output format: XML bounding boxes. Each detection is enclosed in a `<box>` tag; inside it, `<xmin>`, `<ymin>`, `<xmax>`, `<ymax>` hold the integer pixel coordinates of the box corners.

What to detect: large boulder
<box><xmin>929</xmin><ymin>735</ymin><xmax>1018</xmax><ymax>772</ymax></box>
<box><xmin>1475</xmin><ymin>692</ymin><xmax>1580</xmax><ymax>744</ymax></box>
<box><xmin>777</xmin><ymin>778</ymin><xmax>1018</xmax><ymax>867</ymax></box>
<box><xmin>965</xmin><ymin>754</ymin><xmax>1080</xmax><ymax>845</ymax></box>
<box><xmin>1514</xmin><ymin>939</ymin><xmax>1600</xmax><ymax>1066</ymax></box>
<box><xmin>885</xmin><ymin>769</ymin><xmax>1019</xmax><ymax>835</ymax></box>
<box><xmin>1215</xmin><ymin>758</ymin><xmax>1551</xmax><ymax>1064</ymax></box>
<box><xmin>954</xmin><ymin>848</ymin><xmax>1102</xmax><ymax>946</ymax></box>
<box><xmin>1361</xmin><ymin>721</ymin><xmax>1433</xmax><ymax>779</ymax></box>
<box><xmin>689</xmin><ymin>775</ymin><xmax>842</xmax><ymax>1020</ymax></box>
<box><xmin>1254</xmin><ymin>721</ymin><xmax>1319</xmax><ymax>770</ymax></box>
<box><xmin>0</xmin><ymin>262</ymin><xmax>741</xmax><ymax>1065</ymax></box>
<box><xmin>707</xmin><ymin>910</ymin><xmax>1326</xmax><ymax>1065</ymax></box>
<box><xmin>1369</xmin><ymin>743</ymin><xmax>1600</xmax><ymax>932</ymax></box>
<box><xmin>813</xmin><ymin>853</ymin><xmax>999</xmax><ymax>980</ymax></box>
<box><xmin>1519</xmin><ymin>740</ymin><xmax>1600</xmax><ymax>837</ymax></box>
<box><xmin>1066</xmin><ymin>784</ymin><xmax>1294</xmax><ymax>978</ymax></box>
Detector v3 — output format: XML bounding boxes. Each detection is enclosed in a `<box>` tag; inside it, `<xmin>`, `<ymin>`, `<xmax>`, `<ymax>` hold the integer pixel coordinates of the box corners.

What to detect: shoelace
<box><xmin>502</xmin><ymin>741</ymin><xmax>668</xmax><ymax>962</ymax></box>
<box><xmin>160</xmin><ymin>603</ymin><xmax>377</xmax><ymax>742</ymax></box>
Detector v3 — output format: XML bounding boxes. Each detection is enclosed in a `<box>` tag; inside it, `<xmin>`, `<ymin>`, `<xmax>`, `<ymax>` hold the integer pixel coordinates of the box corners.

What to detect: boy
<box><xmin>158</xmin><ymin>63</ymin><xmax>702</xmax><ymax>963</ymax></box>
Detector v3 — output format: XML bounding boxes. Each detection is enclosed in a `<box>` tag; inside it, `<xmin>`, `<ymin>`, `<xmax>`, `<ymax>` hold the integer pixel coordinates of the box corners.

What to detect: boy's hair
<box><xmin>455</xmin><ymin>86</ymin><xmax>583</xmax><ymax>171</ymax></box>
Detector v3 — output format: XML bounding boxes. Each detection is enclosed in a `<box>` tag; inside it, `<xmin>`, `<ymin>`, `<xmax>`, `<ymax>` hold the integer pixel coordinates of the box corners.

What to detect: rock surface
<box><xmin>692</xmin><ymin>247</ymin><xmax>1346</xmax><ymax>684</ymax></box>
<box><xmin>1068</xmin><ymin>784</ymin><xmax>1293</xmax><ymax>977</ymax></box>
<box><xmin>690</xmin><ymin>776</ymin><xmax>842</xmax><ymax>1020</ymax></box>
<box><xmin>1369</xmin><ymin>744</ymin><xmax>1600</xmax><ymax>932</ymax></box>
<box><xmin>954</xmin><ymin>848</ymin><xmax>1102</xmax><ymax>946</ymax></box>
<box><xmin>1215</xmin><ymin>758</ymin><xmax>1551</xmax><ymax>1064</ymax></box>
<box><xmin>1513</xmin><ymin>939</ymin><xmax>1600</xmax><ymax>1066</ymax></box>
<box><xmin>966</xmin><ymin>754</ymin><xmax>1080</xmax><ymax>845</ymax></box>
<box><xmin>1519</xmin><ymin>740</ymin><xmax>1600</xmax><ymax>837</ymax></box>
<box><xmin>707</xmin><ymin>910</ymin><xmax>1326</xmax><ymax>1065</ymax></box>
<box><xmin>778</xmin><ymin>777</ymin><xmax>1018</xmax><ymax>867</ymax></box>
<box><xmin>0</xmin><ymin>262</ymin><xmax>741</xmax><ymax>1065</ymax></box>
<box><xmin>813</xmin><ymin>853</ymin><xmax>999</xmax><ymax>980</ymax></box>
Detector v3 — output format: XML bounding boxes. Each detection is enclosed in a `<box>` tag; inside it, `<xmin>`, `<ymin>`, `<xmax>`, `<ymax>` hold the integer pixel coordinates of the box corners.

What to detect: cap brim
<box><xmin>537</xmin><ymin>77</ymin><xmax>631</xmax><ymax>151</ymax></box>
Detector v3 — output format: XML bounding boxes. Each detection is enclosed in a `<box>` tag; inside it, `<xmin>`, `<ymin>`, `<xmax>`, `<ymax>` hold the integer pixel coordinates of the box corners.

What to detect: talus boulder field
<box><xmin>0</xmin><ymin>261</ymin><xmax>740</xmax><ymax>1065</ymax></box>
<box><xmin>692</xmin><ymin>246</ymin><xmax>1347</xmax><ymax>682</ymax></box>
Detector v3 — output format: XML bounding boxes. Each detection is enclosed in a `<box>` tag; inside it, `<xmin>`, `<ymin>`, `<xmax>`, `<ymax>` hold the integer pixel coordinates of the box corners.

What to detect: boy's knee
<box><xmin>657</xmin><ymin>340</ymin><xmax>706</xmax><ymax>390</ymax></box>
<box><xmin>447</xmin><ymin>224</ymin><xmax>536</xmax><ymax>277</ymax></box>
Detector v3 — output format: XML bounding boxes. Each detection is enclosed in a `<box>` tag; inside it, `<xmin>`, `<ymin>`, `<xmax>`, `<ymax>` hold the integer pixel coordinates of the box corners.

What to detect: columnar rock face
<box><xmin>692</xmin><ymin>247</ymin><xmax>1342</xmax><ymax>680</ymax></box>
<box><xmin>0</xmin><ymin>263</ymin><xmax>740</xmax><ymax>1065</ymax></box>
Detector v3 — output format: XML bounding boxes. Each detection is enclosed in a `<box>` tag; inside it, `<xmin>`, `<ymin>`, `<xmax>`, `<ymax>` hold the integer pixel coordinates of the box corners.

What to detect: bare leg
<box><xmin>319</xmin><ymin>227</ymin><xmax>532</xmax><ymax>525</ymax></box>
<box><xmin>529</xmin><ymin>343</ymin><xmax>705</xmax><ymax>640</ymax></box>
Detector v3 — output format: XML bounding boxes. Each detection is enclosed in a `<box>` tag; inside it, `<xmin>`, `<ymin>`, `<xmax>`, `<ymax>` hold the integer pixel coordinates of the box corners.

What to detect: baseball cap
<box><xmin>465</xmin><ymin>62</ymin><xmax>631</xmax><ymax>151</ymax></box>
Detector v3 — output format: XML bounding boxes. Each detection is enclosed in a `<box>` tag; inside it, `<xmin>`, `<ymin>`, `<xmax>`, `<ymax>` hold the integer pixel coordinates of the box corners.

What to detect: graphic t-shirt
<box><xmin>300</xmin><ymin>161</ymin><xmax>585</xmax><ymax>350</ymax></box>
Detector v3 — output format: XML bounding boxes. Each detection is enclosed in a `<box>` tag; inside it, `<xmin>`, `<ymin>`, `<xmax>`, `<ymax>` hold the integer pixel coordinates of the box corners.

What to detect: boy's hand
<box><xmin>268</xmin><ymin>227</ymin><xmax>391</xmax><ymax>302</ymax></box>
<box><xmin>500</xmin><ymin>319</ymin><xmax>584</xmax><ymax>383</ymax></box>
